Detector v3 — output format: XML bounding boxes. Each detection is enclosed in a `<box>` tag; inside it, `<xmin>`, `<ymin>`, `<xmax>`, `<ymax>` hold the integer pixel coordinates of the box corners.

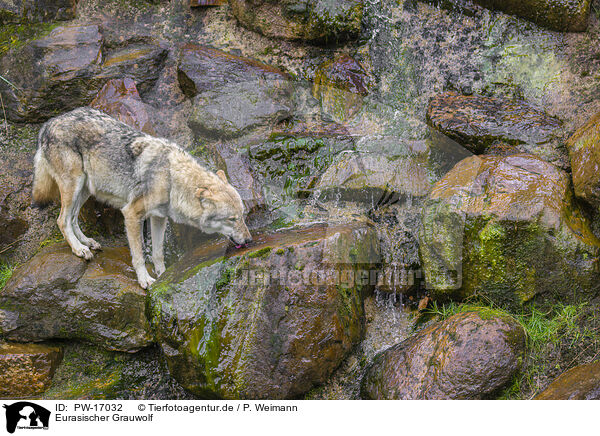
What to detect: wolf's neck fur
<box><xmin>165</xmin><ymin>145</ymin><xmax>221</xmax><ymax>225</ymax></box>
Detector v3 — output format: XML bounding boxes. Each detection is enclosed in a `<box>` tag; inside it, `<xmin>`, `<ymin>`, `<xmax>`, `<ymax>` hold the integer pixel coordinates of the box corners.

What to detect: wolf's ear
<box><xmin>216</xmin><ymin>170</ymin><xmax>228</xmax><ymax>183</ymax></box>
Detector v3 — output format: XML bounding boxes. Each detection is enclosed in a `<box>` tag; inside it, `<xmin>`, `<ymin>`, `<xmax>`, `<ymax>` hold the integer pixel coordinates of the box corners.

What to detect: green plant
<box><xmin>0</xmin><ymin>262</ymin><xmax>15</xmax><ymax>289</ymax></box>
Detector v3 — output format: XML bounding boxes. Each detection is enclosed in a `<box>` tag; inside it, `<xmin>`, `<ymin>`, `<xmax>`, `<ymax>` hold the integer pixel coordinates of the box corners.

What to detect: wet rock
<box><xmin>0</xmin><ymin>0</ymin><xmax>77</xmax><ymax>24</ymax></box>
<box><xmin>97</xmin><ymin>43</ymin><xmax>168</xmax><ymax>95</ymax></box>
<box><xmin>361</xmin><ymin>309</ymin><xmax>526</xmax><ymax>399</ymax></box>
<box><xmin>423</xmin><ymin>0</ymin><xmax>591</xmax><ymax>31</ymax></box>
<box><xmin>91</xmin><ymin>78</ymin><xmax>156</xmax><ymax>135</ymax></box>
<box><xmin>178</xmin><ymin>44</ymin><xmax>293</xmax><ymax>139</ymax></box>
<box><xmin>43</xmin><ymin>343</ymin><xmax>193</xmax><ymax>400</ymax></box>
<box><xmin>148</xmin><ymin>222</ymin><xmax>380</xmax><ymax>399</ymax></box>
<box><xmin>419</xmin><ymin>153</ymin><xmax>600</xmax><ymax>309</ymax></box>
<box><xmin>316</xmin><ymin>151</ymin><xmax>432</xmax><ymax>205</ymax></box>
<box><xmin>566</xmin><ymin>111</ymin><xmax>600</xmax><ymax>210</ymax></box>
<box><xmin>190</xmin><ymin>0</ymin><xmax>226</xmax><ymax>5</ymax></box>
<box><xmin>249</xmin><ymin>135</ymin><xmax>353</xmax><ymax>208</ymax></box>
<box><xmin>313</xmin><ymin>55</ymin><xmax>370</xmax><ymax>123</ymax></box>
<box><xmin>426</xmin><ymin>92</ymin><xmax>564</xmax><ymax>165</ymax></box>
<box><xmin>473</xmin><ymin>0</ymin><xmax>591</xmax><ymax>32</ymax></box>
<box><xmin>535</xmin><ymin>361</ymin><xmax>600</xmax><ymax>400</ymax></box>
<box><xmin>0</xmin><ymin>243</ymin><xmax>153</xmax><ymax>352</ymax></box>
<box><xmin>0</xmin><ymin>24</ymin><xmax>103</xmax><ymax>122</ymax></box>
<box><xmin>0</xmin><ymin>343</ymin><xmax>63</xmax><ymax>398</ymax></box>
<box><xmin>0</xmin><ymin>25</ymin><xmax>167</xmax><ymax>122</ymax></box>
<box><xmin>229</xmin><ymin>0</ymin><xmax>364</xmax><ymax>43</ymax></box>
<box><xmin>210</xmin><ymin>142</ymin><xmax>265</xmax><ymax>214</ymax></box>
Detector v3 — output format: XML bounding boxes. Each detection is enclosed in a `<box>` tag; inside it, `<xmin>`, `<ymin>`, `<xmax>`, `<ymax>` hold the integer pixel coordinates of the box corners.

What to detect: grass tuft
<box><xmin>0</xmin><ymin>262</ymin><xmax>15</xmax><ymax>290</ymax></box>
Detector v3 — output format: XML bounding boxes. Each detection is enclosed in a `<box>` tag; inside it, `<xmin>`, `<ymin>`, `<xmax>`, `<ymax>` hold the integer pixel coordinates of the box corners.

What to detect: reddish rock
<box><xmin>535</xmin><ymin>361</ymin><xmax>600</xmax><ymax>400</ymax></box>
<box><xmin>91</xmin><ymin>78</ymin><xmax>155</xmax><ymax>135</ymax></box>
<box><xmin>0</xmin><ymin>343</ymin><xmax>63</xmax><ymax>398</ymax></box>
<box><xmin>361</xmin><ymin>310</ymin><xmax>526</xmax><ymax>399</ymax></box>
<box><xmin>190</xmin><ymin>0</ymin><xmax>227</xmax><ymax>6</ymax></box>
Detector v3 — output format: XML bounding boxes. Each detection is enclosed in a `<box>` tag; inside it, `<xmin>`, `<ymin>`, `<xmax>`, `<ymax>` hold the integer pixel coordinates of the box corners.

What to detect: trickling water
<box><xmin>306</xmin><ymin>292</ymin><xmax>415</xmax><ymax>399</ymax></box>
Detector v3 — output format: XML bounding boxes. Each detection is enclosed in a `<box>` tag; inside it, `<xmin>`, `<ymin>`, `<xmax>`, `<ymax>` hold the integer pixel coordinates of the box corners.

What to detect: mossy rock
<box><xmin>566</xmin><ymin>111</ymin><xmax>600</xmax><ymax>210</ymax></box>
<box><xmin>419</xmin><ymin>153</ymin><xmax>600</xmax><ymax>310</ymax></box>
<box><xmin>148</xmin><ymin>221</ymin><xmax>380</xmax><ymax>399</ymax></box>
<box><xmin>0</xmin><ymin>243</ymin><xmax>153</xmax><ymax>352</ymax></box>
<box><xmin>42</xmin><ymin>343</ymin><xmax>192</xmax><ymax>400</ymax></box>
<box><xmin>228</xmin><ymin>0</ymin><xmax>364</xmax><ymax>44</ymax></box>
<box><xmin>0</xmin><ymin>0</ymin><xmax>77</xmax><ymax>25</ymax></box>
<box><xmin>361</xmin><ymin>309</ymin><xmax>526</xmax><ymax>399</ymax></box>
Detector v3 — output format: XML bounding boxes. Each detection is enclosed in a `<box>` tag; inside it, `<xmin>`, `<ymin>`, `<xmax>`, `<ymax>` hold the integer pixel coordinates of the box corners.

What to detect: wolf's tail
<box><xmin>32</xmin><ymin>148</ymin><xmax>58</xmax><ymax>207</ymax></box>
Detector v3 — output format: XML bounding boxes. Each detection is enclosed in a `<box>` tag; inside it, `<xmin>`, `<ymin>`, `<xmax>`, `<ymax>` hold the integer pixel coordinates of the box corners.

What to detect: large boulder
<box><xmin>0</xmin><ymin>25</ymin><xmax>167</xmax><ymax>122</ymax></box>
<box><xmin>473</xmin><ymin>0</ymin><xmax>590</xmax><ymax>32</ymax></box>
<box><xmin>316</xmin><ymin>151</ymin><xmax>432</xmax><ymax>204</ymax></box>
<box><xmin>419</xmin><ymin>153</ymin><xmax>600</xmax><ymax>309</ymax></box>
<box><xmin>178</xmin><ymin>44</ymin><xmax>293</xmax><ymax>139</ymax></box>
<box><xmin>427</xmin><ymin>92</ymin><xmax>564</xmax><ymax>166</ymax></box>
<box><xmin>361</xmin><ymin>309</ymin><xmax>526</xmax><ymax>399</ymax></box>
<box><xmin>148</xmin><ymin>221</ymin><xmax>380</xmax><ymax>399</ymax></box>
<box><xmin>249</xmin><ymin>135</ymin><xmax>354</xmax><ymax>208</ymax></box>
<box><xmin>228</xmin><ymin>0</ymin><xmax>364</xmax><ymax>43</ymax></box>
<box><xmin>0</xmin><ymin>343</ymin><xmax>63</xmax><ymax>398</ymax></box>
<box><xmin>566</xmin><ymin>111</ymin><xmax>600</xmax><ymax>210</ymax></box>
<box><xmin>43</xmin><ymin>343</ymin><xmax>193</xmax><ymax>400</ymax></box>
<box><xmin>313</xmin><ymin>55</ymin><xmax>370</xmax><ymax>123</ymax></box>
<box><xmin>535</xmin><ymin>361</ymin><xmax>600</xmax><ymax>400</ymax></box>
<box><xmin>90</xmin><ymin>78</ymin><xmax>156</xmax><ymax>135</ymax></box>
<box><xmin>424</xmin><ymin>0</ymin><xmax>591</xmax><ymax>32</ymax></box>
<box><xmin>0</xmin><ymin>243</ymin><xmax>153</xmax><ymax>352</ymax></box>
<box><xmin>0</xmin><ymin>24</ymin><xmax>103</xmax><ymax>122</ymax></box>
<box><xmin>0</xmin><ymin>0</ymin><xmax>77</xmax><ymax>24</ymax></box>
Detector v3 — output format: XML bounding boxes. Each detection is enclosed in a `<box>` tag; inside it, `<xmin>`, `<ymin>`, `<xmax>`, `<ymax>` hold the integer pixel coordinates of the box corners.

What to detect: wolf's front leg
<box><xmin>122</xmin><ymin>204</ymin><xmax>155</xmax><ymax>289</ymax></box>
<box><xmin>151</xmin><ymin>216</ymin><xmax>167</xmax><ymax>276</ymax></box>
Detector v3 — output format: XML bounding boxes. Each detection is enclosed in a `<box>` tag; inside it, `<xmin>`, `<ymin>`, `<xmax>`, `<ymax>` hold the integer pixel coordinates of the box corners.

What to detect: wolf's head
<box><xmin>195</xmin><ymin>169</ymin><xmax>253</xmax><ymax>246</ymax></box>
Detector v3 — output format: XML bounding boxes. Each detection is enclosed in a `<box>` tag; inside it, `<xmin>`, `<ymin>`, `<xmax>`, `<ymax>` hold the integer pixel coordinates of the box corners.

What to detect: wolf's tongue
<box><xmin>235</xmin><ymin>244</ymin><xmax>243</xmax><ymax>249</ymax></box>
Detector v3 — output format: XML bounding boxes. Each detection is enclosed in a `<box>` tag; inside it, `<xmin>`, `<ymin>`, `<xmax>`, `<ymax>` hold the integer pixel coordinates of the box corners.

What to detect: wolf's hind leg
<box><xmin>71</xmin><ymin>187</ymin><xmax>101</xmax><ymax>250</ymax></box>
<box><xmin>151</xmin><ymin>216</ymin><xmax>167</xmax><ymax>276</ymax></box>
<box><xmin>57</xmin><ymin>175</ymin><xmax>94</xmax><ymax>260</ymax></box>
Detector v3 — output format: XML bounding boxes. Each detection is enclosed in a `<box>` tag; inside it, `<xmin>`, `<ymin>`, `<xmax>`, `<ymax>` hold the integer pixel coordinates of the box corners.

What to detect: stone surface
<box><xmin>361</xmin><ymin>309</ymin><xmax>526</xmax><ymax>399</ymax></box>
<box><xmin>419</xmin><ymin>153</ymin><xmax>600</xmax><ymax>309</ymax></box>
<box><xmin>313</xmin><ymin>55</ymin><xmax>370</xmax><ymax>123</ymax></box>
<box><xmin>179</xmin><ymin>44</ymin><xmax>293</xmax><ymax>139</ymax></box>
<box><xmin>0</xmin><ymin>25</ymin><xmax>167</xmax><ymax>122</ymax></box>
<box><xmin>190</xmin><ymin>0</ymin><xmax>227</xmax><ymax>5</ymax></box>
<box><xmin>0</xmin><ymin>0</ymin><xmax>77</xmax><ymax>24</ymax></box>
<box><xmin>148</xmin><ymin>222</ymin><xmax>380</xmax><ymax>399</ymax></box>
<box><xmin>249</xmin><ymin>135</ymin><xmax>354</xmax><ymax>208</ymax></box>
<box><xmin>535</xmin><ymin>361</ymin><xmax>600</xmax><ymax>400</ymax></box>
<box><xmin>228</xmin><ymin>0</ymin><xmax>364</xmax><ymax>43</ymax></box>
<box><xmin>91</xmin><ymin>78</ymin><xmax>156</xmax><ymax>135</ymax></box>
<box><xmin>426</xmin><ymin>91</ymin><xmax>564</xmax><ymax>165</ymax></box>
<box><xmin>43</xmin><ymin>343</ymin><xmax>193</xmax><ymax>400</ymax></box>
<box><xmin>316</xmin><ymin>151</ymin><xmax>432</xmax><ymax>204</ymax></box>
<box><xmin>0</xmin><ymin>343</ymin><xmax>63</xmax><ymax>398</ymax></box>
<box><xmin>566</xmin><ymin>111</ymin><xmax>600</xmax><ymax>210</ymax></box>
<box><xmin>473</xmin><ymin>0</ymin><xmax>591</xmax><ymax>32</ymax></box>
<box><xmin>0</xmin><ymin>243</ymin><xmax>153</xmax><ymax>352</ymax></box>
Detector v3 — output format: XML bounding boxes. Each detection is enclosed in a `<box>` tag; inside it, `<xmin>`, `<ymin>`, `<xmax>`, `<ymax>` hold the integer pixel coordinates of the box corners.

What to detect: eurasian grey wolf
<box><xmin>32</xmin><ymin>107</ymin><xmax>252</xmax><ymax>289</ymax></box>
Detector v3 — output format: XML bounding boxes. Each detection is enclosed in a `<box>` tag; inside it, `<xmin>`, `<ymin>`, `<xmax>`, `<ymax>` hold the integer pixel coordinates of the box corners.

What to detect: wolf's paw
<box><xmin>88</xmin><ymin>239</ymin><xmax>102</xmax><ymax>250</ymax></box>
<box><xmin>154</xmin><ymin>263</ymin><xmax>166</xmax><ymax>276</ymax></box>
<box><xmin>137</xmin><ymin>274</ymin><xmax>156</xmax><ymax>290</ymax></box>
<box><xmin>74</xmin><ymin>246</ymin><xmax>94</xmax><ymax>260</ymax></box>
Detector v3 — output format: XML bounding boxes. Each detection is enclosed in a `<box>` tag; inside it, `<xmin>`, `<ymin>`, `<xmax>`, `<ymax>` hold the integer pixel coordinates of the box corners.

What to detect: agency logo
<box><xmin>2</xmin><ymin>402</ymin><xmax>50</xmax><ymax>434</ymax></box>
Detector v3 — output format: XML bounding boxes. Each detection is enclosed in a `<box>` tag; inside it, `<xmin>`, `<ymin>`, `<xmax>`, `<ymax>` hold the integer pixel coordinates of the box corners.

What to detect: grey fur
<box><xmin>32</xmin><ymin>107</ymin><xmax>252</xmax><ymax>289</ymax></box>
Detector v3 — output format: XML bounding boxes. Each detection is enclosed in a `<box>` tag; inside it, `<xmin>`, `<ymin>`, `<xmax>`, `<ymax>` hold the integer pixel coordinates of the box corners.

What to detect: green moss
<box><xmin>215</xmin><ymin>265</ymin><xmax>236</xmax><ymax>291</ymax></box>
<box><xmin>0</xmin><ymin>22</ymin><xmax>60</xmax><ymax>58</ymax></box>
<box><xmin>39</xmin><ymin>235</ymin><xmax>64</xmax><ymax>249</ymax></box>
<box><xmin>247</xmin><ymin>247</ymin><xmax>272</xmax><ymax>259</ymax></box>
